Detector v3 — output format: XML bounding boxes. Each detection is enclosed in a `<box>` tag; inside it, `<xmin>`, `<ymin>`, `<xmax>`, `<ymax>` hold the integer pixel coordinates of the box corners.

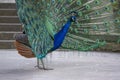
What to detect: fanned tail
<box><xmin>15</xmin><ymin>0</ymin><xmax>120</xmax><ymax>58</ymax></box>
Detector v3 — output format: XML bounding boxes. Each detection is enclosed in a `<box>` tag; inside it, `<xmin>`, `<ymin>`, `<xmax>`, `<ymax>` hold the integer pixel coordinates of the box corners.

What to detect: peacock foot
<box><xmin>35</xmin><ymin>65</ymin><xmax>53</xmax><ymax>70</ymax></box>
<box><xmin>35</xmin><ymin>59</ymin><xmax>53</xmax><ymax>70</ymax></box>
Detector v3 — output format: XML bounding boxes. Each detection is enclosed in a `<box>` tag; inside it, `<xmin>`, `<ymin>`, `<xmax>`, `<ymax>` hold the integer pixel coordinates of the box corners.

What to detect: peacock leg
<box><xmin>40</xmin><ymin>59</ymin><xmax>46</xmax><ymax>70</ymax></box>
<box><xmin>40</xmin><ymin>59</ymin><xmax>53</xmax><ymax>70</ymax></box>
<box><xmin>35</xmin><ymin>58</ymin><xmax>43</xmax><ymax>69</ymax></box>
<box><xmin>35</xmin><ymin>58</ymin><xmax>53</xmax><ymax>70</ymax></box>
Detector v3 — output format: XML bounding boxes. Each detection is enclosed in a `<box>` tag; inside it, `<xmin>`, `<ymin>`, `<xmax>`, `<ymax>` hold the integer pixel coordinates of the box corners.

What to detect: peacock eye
<box><xmin>68</xmin><ymin>0</ymin><xmax>73</xmax><ymax>3</ymax></box>
<box><xmin>93</xmin><ymin>25</ymin><xmax>98</xmax><ymax>30</ymax></box>
<box><xmin>118</xmin><ymin>10</ymin><xmax>120</xmax><ymax>15</ymax></box>
<box><xmin>85</xmin><ymin>15</ymin><xmax>90</xmax><ymax>19</ymax></box>
<box><xmin>76</xmin><ymin>0</ymin><xmax>82</xmax><ymax>5</ymax></box>
<box><xmin>51</xmin><ymin>0</ymin><xmax>55</xmax><ymax>4</ymax></box>
<box><xmin>47</xmin><ymin>3</ymin><xmax>50</xmax><ymax>7</ymax></box>
<box><xmin>95</xmin><ymin>11</ymin><xmax>100</xmax><ymax>15</ymax></box>
<box><xmin>94</xmin><ymin>0</ymin><xmax>100</xmax><ymax>5</ymax></box>
<box><xmin>50</xmin><ymin>12</ymin><xmax>53</xmax><ymax>17</ymax></box>
<box><xmin>58</xmin><ymin>0</ymin><xmax>63</xmax><ymax>3</ymax></box>
<box><xmin>78</xmin><ymin>12</ymin><xmax>82</xmax><ymax>16</ymax></box>
<box><xmin>104</xmin><ymin>21</ymin><xmax>110</xmax><ymax>26</ymax></box>
<box><xmin>114</xmin><ymin>19</ymin><xmax>120</xmax><ymax>23</ymax></box>
<box><xmin>104</xmin><ymin>7</ymin><xmax>110</xmax><ymax>11</ymax></box>
<box><xmin>77</xmin><ymin>23</ymin><xmax>81</xmax><ymax>27</ymax></box>
<box><xmin>110</xmin><ymin>0</ymin><xmax>116</xmax><ymax>3</ymax></box>
<box><xmin>64</xmin><ymin>17</ymin><xmax>67</xmax><ymax>21</ymax></box>
<box><xmin>62</xmin><ymin>8</ymin><xmax>66</xmax><ymax>12</ymax></box>
<box><xmin>85</xmin><ymin>5</ymin><xmax>91</xmax><ymax>10</ymax></box>
<box><xmin>55</xmin><ymin>8</ymin><xmax>59</xmax><ymax>13</ymax></box>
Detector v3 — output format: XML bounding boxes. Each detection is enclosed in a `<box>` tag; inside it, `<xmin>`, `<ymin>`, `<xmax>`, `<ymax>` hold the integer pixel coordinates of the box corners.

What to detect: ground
<box><xmin>0</xmin><ymin>50</ymin><xmax>120</xmax><ymax>80</ymax></box>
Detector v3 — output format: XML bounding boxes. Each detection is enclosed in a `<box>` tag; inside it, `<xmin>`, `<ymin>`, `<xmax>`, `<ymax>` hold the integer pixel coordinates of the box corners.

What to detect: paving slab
<box><xmin>0</xmin><ymin>50</ymin><xmax>120</xmax><ymax>80</ymax></box>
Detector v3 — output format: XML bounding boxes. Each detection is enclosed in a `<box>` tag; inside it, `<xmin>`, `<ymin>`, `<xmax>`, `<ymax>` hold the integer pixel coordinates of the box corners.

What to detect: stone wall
<box><xmin>0</xmin><ymin>3</ymin><xmax>21</xmax><ymax>49</ymax></box>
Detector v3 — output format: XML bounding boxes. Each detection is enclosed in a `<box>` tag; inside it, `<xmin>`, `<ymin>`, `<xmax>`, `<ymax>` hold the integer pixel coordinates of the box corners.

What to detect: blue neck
<box><xmin>51</xmin><ymin>16</ymin><xmax>76</xmax><ymax>51</ymax></box>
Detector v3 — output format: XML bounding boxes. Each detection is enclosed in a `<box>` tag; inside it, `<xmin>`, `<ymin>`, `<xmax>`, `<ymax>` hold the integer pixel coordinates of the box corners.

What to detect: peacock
<box><xmin>15</xmin><ymin>0</ymin><xmax>120</xmax><ymax>70</ymax></box>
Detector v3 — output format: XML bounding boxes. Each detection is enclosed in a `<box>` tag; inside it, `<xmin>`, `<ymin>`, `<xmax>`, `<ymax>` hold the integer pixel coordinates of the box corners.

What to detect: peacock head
<box><xmin>71</xmin><ymin>11</ymin><xmax>78</xmax><ymax>16</ymax></box>
<box><xmin>70</xmin><ymin>11</ymin><xmax>78</xmax><ymax>22</ymax></box>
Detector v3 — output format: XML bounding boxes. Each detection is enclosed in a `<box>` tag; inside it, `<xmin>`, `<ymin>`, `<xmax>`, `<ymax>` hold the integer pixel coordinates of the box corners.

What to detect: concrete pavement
<box><xmin>0</xmin><ymin>0</ymin><xmax>15</xmax><ymax>3</ymax></box>
<box><xmin>0</xmin><ymin>50</ymin><xmax>120</xmax><ymax>80</ymax></box>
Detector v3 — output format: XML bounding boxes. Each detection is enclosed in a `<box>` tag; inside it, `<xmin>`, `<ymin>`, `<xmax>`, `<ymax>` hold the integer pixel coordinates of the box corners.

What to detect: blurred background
<box><xmin>0</xmin><ymin>0</ymin><xmax>22</xmax><ymax>49</ymax></box>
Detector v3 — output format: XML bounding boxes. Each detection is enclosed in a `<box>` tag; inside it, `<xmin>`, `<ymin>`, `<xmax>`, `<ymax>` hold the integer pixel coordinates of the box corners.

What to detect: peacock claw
<box><xmin>35</xmin><ymin>65</ymin><xmax>53</xmax><ymax>70</ymax></box>
<box><xmin>43</xmin><ymin>67</ymin><xmax>53</xmax><ymax>70</ymax></box>
<box><xmin>34</xmin><ymin>65</ymin><xmax>43</xmax><ymax>69</ymax></box>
